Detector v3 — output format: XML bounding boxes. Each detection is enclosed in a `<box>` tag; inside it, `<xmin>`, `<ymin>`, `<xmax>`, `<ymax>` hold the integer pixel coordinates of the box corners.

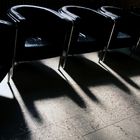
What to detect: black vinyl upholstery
<box><xmin>98</xmin><ymin>6</ymin><xmax>140</xmax><ymax>50</ymax></box>
<box><xmin>0</xmin><ymin>20</ymin><xmax>15</xmax><ymax>82</ymax></box>
<box><xmin>7</xmin><ymin>5</ymin><xmax>72</xmax><ymax>63</ymax></box>
<box><xmin>59</xmin><ymin>5</ymin><xmax>114</xmax><ymax>54</ymax></box>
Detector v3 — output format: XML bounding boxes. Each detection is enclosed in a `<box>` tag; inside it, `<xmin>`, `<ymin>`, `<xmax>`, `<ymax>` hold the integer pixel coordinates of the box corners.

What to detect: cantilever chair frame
<box><xmin>58</xmin><ymin>5</ymin><xmax>115</xmax><ymax>67</ymax></box>
<box><xmin>7</xmin><ymin>5</ymin><xmax>73</xmax><ymax>75</ymax></box>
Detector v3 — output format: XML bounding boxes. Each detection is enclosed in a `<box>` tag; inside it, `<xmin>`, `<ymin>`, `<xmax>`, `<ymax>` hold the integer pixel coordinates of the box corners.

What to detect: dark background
<box><xmin>1</xmin><ymin>0</ymin><xmax>140</xmax><ymax>18</ymax></box>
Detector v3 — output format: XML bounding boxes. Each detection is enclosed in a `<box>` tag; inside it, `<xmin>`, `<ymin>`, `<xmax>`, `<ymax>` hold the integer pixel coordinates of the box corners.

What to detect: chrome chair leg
<box><xmin>100</xmin><ymin>22</ymin><xmax>116</xmax><ymax>62</ymax></box>
<box><xmin>58</xmin><ymin>25</ymin><xmax>74</xmax><ymax>70</ymax></box>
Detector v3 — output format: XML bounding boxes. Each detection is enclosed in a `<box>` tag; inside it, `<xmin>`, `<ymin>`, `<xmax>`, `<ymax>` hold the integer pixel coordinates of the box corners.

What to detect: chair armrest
<box><xmin>7</xmin><ymin>5</ymin><xmax>26</xmax><ymax>22</ymax></box>
<box><xmin>59</xmin><ymin>5</ymin><xmax>113</xmax><ymax>36</ymax></box>
<box><xmin>59</xmin><ymin>6</ymin><xmax>80</xmax><ymax>21</ymax></box>
<box><xmin>7</xmin><ymin>5</ymin><xmax>73</xmax><ymax>33</ymax></box>
<box><xmin>59</xmin><ymin>5</ymin><xmax>113</xmax><ymax>23</ymax></box>
<box><xmin>98</xmin><ymin>6</ymin><xmax>122</xmax><ymax>20</ymax></box>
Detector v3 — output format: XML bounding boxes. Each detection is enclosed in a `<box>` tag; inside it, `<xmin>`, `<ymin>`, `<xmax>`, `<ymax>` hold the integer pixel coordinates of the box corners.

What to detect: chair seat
<box><xmin>25</xmin><ymin>37</ymin><xmax>49</xmax><ymax>48</ymax></box>
<box><xmin>117</xmin><ymin>32</ymin><xmax>131</xmax><ymax>39</ymax></box>
<box><xmin>109</xmin><ymin>31</ymin><xmax>134</xmax><ymax>49</ymax></box>
<box><xmin>77</xmin><ymin>32</ymin><xmax>96</xmax><ymax>43</ymax></box>
<box><xmin>17</xmin><ymin>36</ymin><xmax>63</xmax><ymax>61</ymax></box>
<box><xmin>69</xmin><ymin>32</ymin><xmax>102</xmax><ymax>54</ymax></box>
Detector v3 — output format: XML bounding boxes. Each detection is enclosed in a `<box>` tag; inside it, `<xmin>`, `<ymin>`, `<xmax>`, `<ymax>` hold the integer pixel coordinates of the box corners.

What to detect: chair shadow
<box><xmin>0</xmin><ymin>97</ymin><xmax>31</xmax><ymax>139</ymax></box>
<box><xmin>64</xmin><ymin>54</ymin><xmax>131</xmax><ymax>103</ymax></box>
<box><xmin>104</xmin><ymin>50</ymin><xmax>140</xmax><ymax>90</ymax></box>
<box><xmin>12</xmin><ymin>61</ymin><xmax>87</xmax><ymax>122</ymax></box>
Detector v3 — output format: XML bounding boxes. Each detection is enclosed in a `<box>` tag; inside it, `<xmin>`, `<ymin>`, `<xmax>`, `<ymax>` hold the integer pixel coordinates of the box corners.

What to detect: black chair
<box><xmin>98</xmin><ymin>6</ymin><xmax>140</xmax><ymax>52</ymax></box>
<box><xmin>58</xmin><ymin>5</ymin><xmax>114</xmax><ymax>67</ymax></box>
<box><xmin>0</xmin><ymin>20</ymin><xmax>15</xmax><ymax>83</ymax></box>
<box><xmin>7</xmin><ymin>5</ymin><xmax>72</xmax><ymax>73</ymax></box>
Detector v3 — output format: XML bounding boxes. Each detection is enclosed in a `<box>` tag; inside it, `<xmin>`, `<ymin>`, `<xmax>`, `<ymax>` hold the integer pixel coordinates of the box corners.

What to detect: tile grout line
<box><xmin>83</xmin><ymin>112</ymin><xmax>140</xmax><ymax>137</ymax></box>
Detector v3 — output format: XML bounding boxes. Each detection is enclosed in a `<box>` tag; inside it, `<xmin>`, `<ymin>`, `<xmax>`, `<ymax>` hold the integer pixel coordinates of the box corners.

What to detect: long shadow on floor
<box><xmin>64</xmin><ymin>54</ymin><xmax>131</xmax><ymax>102</ymax></box>
<box><xmin>12</xmin><ymin>61</ymin><xmax>87</xmax><ymax>122</ymax></box>
<box><xmin>104</xmin><ymin>50</ymin><xmax>140</xmax><ymax>90</ymax></box>
<box><xmin>0</xmin><ymin>97</ymin><xmax>30</xmax><ymax>139</ymax></box>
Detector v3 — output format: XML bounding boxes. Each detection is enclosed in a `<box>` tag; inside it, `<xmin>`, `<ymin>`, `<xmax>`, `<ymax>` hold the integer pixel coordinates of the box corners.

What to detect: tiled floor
<box><xmin>0</xmin><ymin>49</ymin><xmax>140</xmax><ymax>140</ymax></box>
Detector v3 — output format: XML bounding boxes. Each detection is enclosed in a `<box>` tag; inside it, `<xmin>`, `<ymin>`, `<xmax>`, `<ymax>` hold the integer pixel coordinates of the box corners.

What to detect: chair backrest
<box><xmin>130</xmin><ymin>7</ymin><xmax>140</xmax><ymax>34</ymax></box>
<box><xmin>7</xmin><ymin>5</ymin><xmax>72</xmax><ymax>61</ymax></box>
<box><xmin>59</xmin><ymin>5</ymin><xmax>114</xmax><ymax>52</ymax></box>
<box><xmin>0</xmin><ymin>20</ymin><xmax>15</xmax><ymax>82</ymax></box>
